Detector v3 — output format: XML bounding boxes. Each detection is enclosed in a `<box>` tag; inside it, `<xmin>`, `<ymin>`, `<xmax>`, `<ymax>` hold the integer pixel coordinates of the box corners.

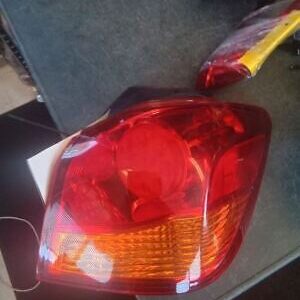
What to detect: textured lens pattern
<box><xmin>52</xmin><ymin>195</ymin><xmax>247</xmax><ymax>281</ymax></box>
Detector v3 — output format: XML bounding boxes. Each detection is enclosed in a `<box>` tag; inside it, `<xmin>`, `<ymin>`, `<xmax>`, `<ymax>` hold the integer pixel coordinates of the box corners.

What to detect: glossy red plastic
<box><xmin>196</xmin><ymin>0</ymin><xmax>300</xmax><ymax>90</ymax></box>
<box><xmin>196</xmin><ymin>51</ymin><xmax>250</xmax><ymax>90</ymax></box>
<box><xmin>37</xmin><ymin>97</ymin><xmax>271</xmax><ymax>295</ymax></box>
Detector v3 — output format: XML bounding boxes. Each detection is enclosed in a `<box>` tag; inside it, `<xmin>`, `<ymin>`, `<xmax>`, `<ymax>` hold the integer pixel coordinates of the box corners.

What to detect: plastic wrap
<box><xmin>196</xmin><ymin>0</ymin><xmax>300</xmax><ymax>90</ymax></box>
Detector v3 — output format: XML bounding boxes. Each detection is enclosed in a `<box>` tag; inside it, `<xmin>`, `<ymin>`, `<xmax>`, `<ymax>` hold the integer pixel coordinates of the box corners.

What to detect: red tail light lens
<box><xmin>196</xmin><ymin>1</ymin><xmax>300</xmax><ymax>90</ymax></box>
<box><xmin>196</xmin><ymin>51</ymin><xmax>250</xmax><ymax>90</ymax></box>
<box><xmin>37</xmin><ymin>97</ymin><xmax>271</xmax><ymax>295</ymax></box>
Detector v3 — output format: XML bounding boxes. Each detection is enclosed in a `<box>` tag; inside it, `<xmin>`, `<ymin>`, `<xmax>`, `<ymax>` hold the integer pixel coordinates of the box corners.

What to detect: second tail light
<box><xmin>196</xmin><ymin>0</ymin><xmax>300</xmax><ymax>90</ymax></box>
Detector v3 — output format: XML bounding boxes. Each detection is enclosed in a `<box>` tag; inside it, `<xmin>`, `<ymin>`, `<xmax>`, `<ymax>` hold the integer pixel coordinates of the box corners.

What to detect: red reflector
<box><xmin>117</xmin><ymin>123</ymin><xmax>189</xmax><ymax>199</ymax></box>
<box><xmin>37</xmin><ymin>97</ymin><xmax>271</xmax><ymax>295</ymax></box>
<box><xmin>196</xmin><ymin>51</ymin><xmax>251</xmax><ymax>90</ymax></box>
<box><xmin>210</xmin><ymin>135</ymin><xmax>266</xmax><ymax>204</ymax></box>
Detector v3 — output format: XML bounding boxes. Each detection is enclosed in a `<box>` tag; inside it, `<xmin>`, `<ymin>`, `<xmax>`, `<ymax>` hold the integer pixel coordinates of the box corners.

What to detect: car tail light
<box><xmin>37</xmin><ymin>97</ymin><xmax>271</xmax><ymax>295</ymax></box>
<box><xmin>196</xmin><ymin>0</ymin><xmax>300</xmax><ymax>90</ymax></box>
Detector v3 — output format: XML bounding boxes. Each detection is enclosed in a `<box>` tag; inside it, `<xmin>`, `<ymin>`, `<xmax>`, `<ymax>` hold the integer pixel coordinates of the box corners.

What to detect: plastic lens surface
<box><xmin>37</xmin><ymin>98</ymin><xmax>271</xmax><ymax>295</ymax></box>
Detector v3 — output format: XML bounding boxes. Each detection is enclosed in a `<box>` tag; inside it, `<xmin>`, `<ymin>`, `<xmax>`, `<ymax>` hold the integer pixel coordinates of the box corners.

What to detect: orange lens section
<box><xmin>50</xmin><ymin>194</ymin><xmax>247</xmax><ymax>282</ymax></box>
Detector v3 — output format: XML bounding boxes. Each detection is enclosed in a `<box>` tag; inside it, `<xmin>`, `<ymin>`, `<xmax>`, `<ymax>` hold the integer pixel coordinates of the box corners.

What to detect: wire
<box><xmin>0</xmin><ymin>216</ymin><xmax>41</xmax><ymax>292</ymax></box>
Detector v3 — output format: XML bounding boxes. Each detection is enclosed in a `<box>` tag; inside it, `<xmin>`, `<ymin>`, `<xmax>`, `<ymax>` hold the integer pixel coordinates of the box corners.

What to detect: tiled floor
<box><xmin>0</xmin><ymin>63</ymin><xmax>36</xmax><ymax>115</ymax></box>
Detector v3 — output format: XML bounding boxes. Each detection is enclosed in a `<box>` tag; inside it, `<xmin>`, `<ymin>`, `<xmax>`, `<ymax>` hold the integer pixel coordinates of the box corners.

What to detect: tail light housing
<box><xmin>37</xmin><ymin>96</ymin><xmax>271</xmax><ymax>295</ymax></box>
<box><xmin>196</xmin><ymin>0</ymin><xmax>300</xmax><ymax>90</ymax></box>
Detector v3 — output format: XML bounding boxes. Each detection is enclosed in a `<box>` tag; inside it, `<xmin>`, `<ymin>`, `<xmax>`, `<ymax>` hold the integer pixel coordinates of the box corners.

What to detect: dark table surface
<box><xmin>0</xmin><ymin>1</ymin><xmax>299</xmax><ymax>300</ymax></box>
<box><xmin>0</xmin><ymin>0</ymin><xmax>257</xmax><ymax>134</ymax></box>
